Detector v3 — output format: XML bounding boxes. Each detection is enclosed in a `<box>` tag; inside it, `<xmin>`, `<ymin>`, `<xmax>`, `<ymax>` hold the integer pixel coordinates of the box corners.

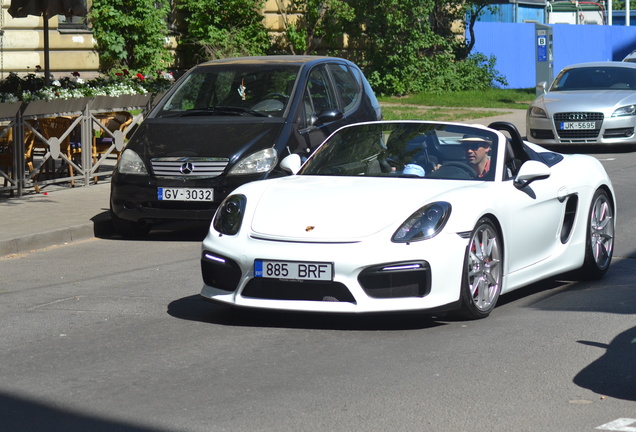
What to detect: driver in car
<box><xmin>461</xmin><ymin>137</ymin><xmax>492</xmax><ymax>178</ymax></box>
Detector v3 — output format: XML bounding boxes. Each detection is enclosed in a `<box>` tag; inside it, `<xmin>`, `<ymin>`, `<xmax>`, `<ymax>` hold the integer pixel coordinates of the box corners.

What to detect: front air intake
<box><xmin>201</xmin><ymin>251</ymin><xmax>242</xmax><ymax>292</ymax></box>
<box><xmin>358</xmin><ymin>261</ymin><xmax>431</xmax><ymax>299</ymax></box>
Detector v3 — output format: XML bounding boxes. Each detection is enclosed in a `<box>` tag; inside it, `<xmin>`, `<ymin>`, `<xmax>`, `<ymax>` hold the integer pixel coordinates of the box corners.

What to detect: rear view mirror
<box><xmin>514</xmin><ymin>160</ymin><xmax>550</xmax><ymax>189</ymax></box>
<box><xmin>536</xmin><ymin>81</ymin><xmax>547</xmax><ymax>94</ymax></box>
<box><xmin>280</xmin><ymin>153</ymin><xmax>302</xmax><ymax>174</ymax></box>
<box><xmin>314</xmin><ymin>109</ymin><xmax>344</xmax><ymax>126</ymax></box>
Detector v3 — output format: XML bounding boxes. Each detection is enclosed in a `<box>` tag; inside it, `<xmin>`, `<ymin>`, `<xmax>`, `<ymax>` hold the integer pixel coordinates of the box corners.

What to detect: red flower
<box><xmin>122</xmin><ymin>69</ymin><xmax>130</xmax><ymax>75</ymax></box>
<box><xmin>136</xmin><ymin>73</ymin><xmax>145</xmax><ymax>81</ymax></box>
<box><xmin>72</xmin><ymin>71</ymin><xmax>81</xmax><ymax>77</ymax></box>
<box><xmin>35</xmin><ymin>65</ymin><xmax>42</xmax><ymax>70</ymax></box>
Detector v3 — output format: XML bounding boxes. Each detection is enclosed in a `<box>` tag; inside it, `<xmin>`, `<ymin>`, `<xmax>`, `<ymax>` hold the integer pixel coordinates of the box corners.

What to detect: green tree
<box><xmin>90</xmin><ymin>0</ymin><xmax>172</xmax><ymax>74</ymax></box>
<box><xmin>454</xmin><ymin>1</ymin><xmax>499</xmax><ymax>59</ymax></box>
<box><xmin>342</xmin><ymin>0</ymin><xmax>506</xmax><ymax>95</ymax></box>
<box><xmin>177</xmin><ymin>0</ymin><xmax>271</xmax><ymax>61</ymax></box>
<box><xmin>273</xmin><ymin>0</ymin><xmax>354</xmax><ymax>54</ymax></box>
<box><xmin>344</xmin><ymin>0</ymin><xmax>440</xmax><ymax>94</ymax></box>
<box><xmin>89</xmin><ymin>0</ymin><xmax>505</xmax><ymax>95</ymax></box>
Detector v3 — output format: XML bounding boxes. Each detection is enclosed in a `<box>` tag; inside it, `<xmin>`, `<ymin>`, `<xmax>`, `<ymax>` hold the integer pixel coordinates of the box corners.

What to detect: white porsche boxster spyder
<box><xmin>200</xmin><ymin>121</ymin><xmax>616</xmax><ymax>319</ymax></box>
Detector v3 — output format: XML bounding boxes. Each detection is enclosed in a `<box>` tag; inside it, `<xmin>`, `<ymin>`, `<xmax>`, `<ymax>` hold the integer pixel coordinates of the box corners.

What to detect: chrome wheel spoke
<box><xmin>589</xmin><ymin>195</ymin><xmax>614</xmax><ymax>267</ymax></box>
<box><xmin>476</xmin><ymin>278</ymin><xmax>488</xmax><ymax>307</ymax></box>
<box><xmin>467</xmin><ymin>223</ymin><xmax>502</xmax><ymax>312</ymax></box>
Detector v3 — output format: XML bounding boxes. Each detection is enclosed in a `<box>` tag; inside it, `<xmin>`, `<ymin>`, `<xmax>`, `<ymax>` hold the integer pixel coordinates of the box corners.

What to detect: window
<box><xmin>328</xmin><ymin>64</ymin><xmax>361</xmax><ymax>113</ymax></box>
<box><xmin>58</xmin><ymin>0</ymin><xmax>89</xmax><ymax>30</ymax></box>
<box><xmin>303</xmin><ymin>65</ymin><xmax>338</xmax><ymax>122</ymax></box>
<box><xmin>158</xmin><ymin>65</ymin><xmax>299</xmax><ymax>117</ymax></box>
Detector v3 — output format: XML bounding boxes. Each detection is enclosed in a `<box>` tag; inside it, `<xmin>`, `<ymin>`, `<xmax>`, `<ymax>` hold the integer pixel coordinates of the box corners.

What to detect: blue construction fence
<box><xmin>472</xmin><ymin>22</ymin><xmax>636</xmax><ymax>89</ymax></box>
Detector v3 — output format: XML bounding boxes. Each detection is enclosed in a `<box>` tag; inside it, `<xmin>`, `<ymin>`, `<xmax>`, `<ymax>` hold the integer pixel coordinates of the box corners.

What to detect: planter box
<box><xmin>22</xmin><ymin>97</ymin><xmax>91</xmax><ymax>118</ymax></box>
<box><xmin>0</xmin><ymin>102</ymin><xmax>22</xmax><ymax>120</ymax></box>
<box><xmin>89</xmin><ymin>94</ymin><xmax>152</xmax><ymax>112</ymax></box>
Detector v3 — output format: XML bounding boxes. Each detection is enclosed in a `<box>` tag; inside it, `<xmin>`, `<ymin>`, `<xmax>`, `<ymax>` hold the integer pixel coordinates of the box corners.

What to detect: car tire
<box><xmin>579</xmin><ymin>188</ymin><xmax>614</xmax><ymax>280</ymax></box>
<box><xmin>110</xmin><ymin>205</ymin><xmax>151</xmax><ymax>238</ymax></box>
<box><xmin>458</xmin><ymin>217</ymin><xmax>503</xmax><ymax>320</ymax></box>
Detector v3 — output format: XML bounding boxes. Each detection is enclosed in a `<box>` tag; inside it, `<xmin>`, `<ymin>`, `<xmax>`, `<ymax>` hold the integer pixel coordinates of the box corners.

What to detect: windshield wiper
<box><xmin>180</xmin><ymin>106</ymin><xmax>269</xmax><ymax>117</ymax></box>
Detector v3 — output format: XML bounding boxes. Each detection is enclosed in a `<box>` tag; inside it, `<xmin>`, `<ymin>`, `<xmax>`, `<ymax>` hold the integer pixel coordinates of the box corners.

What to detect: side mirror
<box><xmin>536</xmin><ymin>81</ymin><xmax>547</xmax><ymax>94</ymax></box>
<box><xmin>514</xmin><ymin>160</ymin><xmax>551</xmax><ymax>189</ymax></box>
<box><xmin>314</xmin><ymin>108</ymin><xmax>343</xmax><ymax>125</ymax></box>
<box><xmin>280</xmin><ymin>153</ymin><xmax>302</xmax><ymax>175</ymax></box>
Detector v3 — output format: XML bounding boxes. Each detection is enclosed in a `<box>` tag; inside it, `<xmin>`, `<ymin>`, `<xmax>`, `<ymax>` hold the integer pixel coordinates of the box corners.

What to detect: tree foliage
<box><xmin>458</xmin><ymin>1</ymin><xmax>499</xmax><ymax>59</ymax></box>
<box><xmin>342</xmin><ymin>0</ymin><xmax>506</xmax><ymax>95</ymax></box>
<box><xmin>89</xmin><ymin>0</ymin><xmax>506</xmax><ymax>96</ymax></box>
<box><xmin>89</xmin><ymin>0</ymin><xmax>172</xmax><ymax>74</ymax></box>
<box><xmin>272</xmin><ymin>0</ymin><xmax>506</xmax><ymax>95</ymax></box>
<box><xmin>176</xmin><ymin>0</ymin><xmax>271</xmax><ymax>61</ymax></box>
<box><xmin>273</xmin><ymin>0</ymin><xmax>354</xmax><ymax>55</ymax></box>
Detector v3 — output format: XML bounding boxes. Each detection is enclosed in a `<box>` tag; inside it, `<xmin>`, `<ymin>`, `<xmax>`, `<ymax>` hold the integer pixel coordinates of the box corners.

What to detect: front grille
<box><xmin>242</xmin><ymin>279</ymin><xmax>356</xmax><ymax>303</ymax></box>
<box><xmin>358</xmin><ymin>261</ymin><xmax>430</xmax><ymax>299</ymax></box>
<box><xmin>151</xmin><ymin>157</ymin><xmax>229</xmax><ymax>178</ymax></box>
<box><xmin>553</xmin><ymin>112</ymin><xmax>603</xmax><ymax>139</ymax></box>
<box><xmin>554</xmin><ymin>112</ymin><xmax>604</xmax><ymax>122</ymax></box>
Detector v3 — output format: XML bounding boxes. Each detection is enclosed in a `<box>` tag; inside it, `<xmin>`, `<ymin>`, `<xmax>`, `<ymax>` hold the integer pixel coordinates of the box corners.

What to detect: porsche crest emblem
<box><xmin>305</xmin><ymin>226</ymin><xmax>315</xmax><ymax>232</ymax></box>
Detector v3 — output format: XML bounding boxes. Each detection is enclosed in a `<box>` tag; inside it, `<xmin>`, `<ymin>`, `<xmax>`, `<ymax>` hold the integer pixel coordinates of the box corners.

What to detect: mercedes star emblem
<box><xmin>180</xmin><ymin>162</ymin><xmax>194</xmax><ymax>175</ymax></box>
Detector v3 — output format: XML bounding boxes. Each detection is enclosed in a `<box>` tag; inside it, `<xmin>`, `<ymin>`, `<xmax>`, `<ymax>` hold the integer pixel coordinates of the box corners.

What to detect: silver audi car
<box><xmin>527</xmin><ymin>61</ymin><xmax>636</xmax><ymax>147</ymax></box>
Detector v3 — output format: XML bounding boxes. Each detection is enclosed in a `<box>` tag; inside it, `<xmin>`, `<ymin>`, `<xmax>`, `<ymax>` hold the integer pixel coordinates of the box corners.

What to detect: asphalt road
<box><xmin>1</xmin><ymin>148</ymin><xmax>635</xmax><ymax>432</ymax></box>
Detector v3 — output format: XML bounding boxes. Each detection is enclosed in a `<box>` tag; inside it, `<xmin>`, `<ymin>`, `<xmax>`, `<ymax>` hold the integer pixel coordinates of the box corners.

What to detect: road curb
<box><xmin>1</xmin><ymin>212</ymin><xmax>114</xmax><ymax>257</ymax></box>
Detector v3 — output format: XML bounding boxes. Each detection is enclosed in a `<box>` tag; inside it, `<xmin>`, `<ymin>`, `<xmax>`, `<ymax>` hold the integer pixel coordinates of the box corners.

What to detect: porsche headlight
<box><xmin>228</xmin><ymin>148</ymin><xmax>278</xmax><ymax>175</ymax></box>
<box><xmin>213</xmin><ymin>194</ymin><xmax>247</xmax><ymax>235</ymax></box>
<box><xmin>612</xmin><ymin>104</ymin><xmax>636</xmax><ymax>117</ymax></box>
<box><xmin>117</xmin><ymin>149</ymin><xmax>147</xmax><ymax>175</ymax></box>
<box><xmin>392</xmin><ymin>202</ymin><xmax>451</xmax><ymax>243</ymax></box>
<box><xmin>528</xmin><ymin>106</ymin><xmax>547</xmax><ymax>118</ymax></box>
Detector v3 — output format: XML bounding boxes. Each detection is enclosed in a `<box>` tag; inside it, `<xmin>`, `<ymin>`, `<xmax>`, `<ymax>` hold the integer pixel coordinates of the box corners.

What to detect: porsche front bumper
<box><xmin>199</xmin><ymin>230</ymin><xmax>468</xmax><ymax>314</ymax></box>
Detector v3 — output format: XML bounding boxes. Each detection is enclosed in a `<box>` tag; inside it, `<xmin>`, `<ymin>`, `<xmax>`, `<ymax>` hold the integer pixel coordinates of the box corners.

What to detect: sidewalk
<box><xmin>0</xmin><ymin>182</ymin><xmax>113</xmax><ymax>257</ymax></box>
<box><xmin>0</xmin><ymin>109</ymin><xmax>527</xmax><ymax>257</ymax></box>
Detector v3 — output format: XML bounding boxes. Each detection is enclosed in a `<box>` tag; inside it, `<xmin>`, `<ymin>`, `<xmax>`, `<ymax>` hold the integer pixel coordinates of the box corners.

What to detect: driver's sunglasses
<box><xmin>465</xmin><ymin>143</ymin><xmax>490</xmax><ymax>151</ymax></box>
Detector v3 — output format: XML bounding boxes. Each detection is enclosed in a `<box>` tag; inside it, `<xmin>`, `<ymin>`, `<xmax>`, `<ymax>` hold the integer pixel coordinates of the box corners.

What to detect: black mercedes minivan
<box><xmin>110</xmin><ymin>55</ymin><xmax>382</xmax><ymax>236</ymax></box>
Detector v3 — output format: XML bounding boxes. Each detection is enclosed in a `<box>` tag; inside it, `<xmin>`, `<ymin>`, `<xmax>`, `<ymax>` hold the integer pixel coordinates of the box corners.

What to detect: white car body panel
<box><xmin>200</xmin><ymin>121</ymin><xmax>616</xmax><ymax>315</ymax></box>
<box><xmin>251</xmin><ymin>176</ymin><xmax>475</xmax><ymax>241</ymax></box>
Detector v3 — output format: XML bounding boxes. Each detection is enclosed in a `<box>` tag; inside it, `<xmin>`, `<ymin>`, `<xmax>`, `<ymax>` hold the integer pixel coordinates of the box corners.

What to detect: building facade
<box><xmin>0</xmin><ymin>0</ymin><xmax>299</xmax><ymax>80</ymax></box>
<box><xmin>1</xmin><ymin>0</ymin><xmax>98</xmax><ymax>79</ymax></box>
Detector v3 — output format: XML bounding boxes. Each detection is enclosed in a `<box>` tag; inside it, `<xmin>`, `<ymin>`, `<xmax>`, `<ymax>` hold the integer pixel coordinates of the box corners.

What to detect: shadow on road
<box><xmin>542</xmin><ymin>143</ymin><xmax>636</xmax><ymax>154</ymax></box>
<box><xmin>1</xmin><ymin>392</ymin><xmax>168</xmax><ymax>432</ymax></box>
<box><xmin>170</xmin><ymin>255</ymin><xmax>636</xmax><ymax>398</ymax></box>
<box><xmin>167</xmin><ymin>294</ymin><xmax>446</xmax><ymax>331</ymax></box>
<box><xmin>522</xmin><ymin>257</ymin><xmax>636</xmax><ymax>401</ymax></box>
<box><xmin>573</xmin><ymin>326</ymin><xmax>636</xmax><ymax>401</ymax></box>
<box><xmin>93</xmin><ymin>212</ymin><xmax>209</xmax><ymax>243</ymax></box>
<box><xmin>526</xmin><ymin>257</ymin><xmax>636</xmax><ymax>316</ymax></box>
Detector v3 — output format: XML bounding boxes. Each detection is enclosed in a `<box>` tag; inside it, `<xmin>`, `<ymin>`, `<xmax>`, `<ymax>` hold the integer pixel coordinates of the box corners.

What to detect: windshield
<box><xmin>300</xmin><ymin>122</ymin><xmax>499</xmax><ymax>181</ymax></box>
<box><xmin>551</xmin><ymin>66</ymin><xmax>636</xmax><ymax>91</ymax></box>
<box><xmin>157</xmin><ymin>64</ymin><xmax>300</xmax><ymax>118</ymax></box>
